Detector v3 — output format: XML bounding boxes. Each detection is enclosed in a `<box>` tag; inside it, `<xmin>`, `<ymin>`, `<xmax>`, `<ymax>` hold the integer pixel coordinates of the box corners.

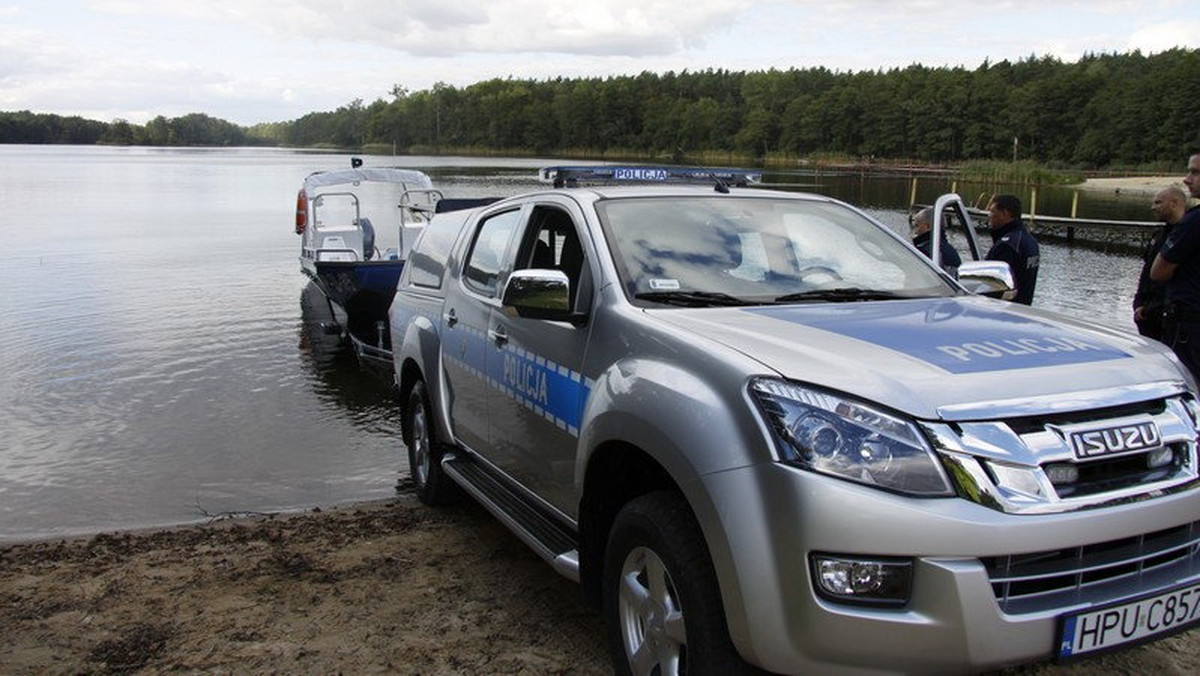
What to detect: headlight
<box><xmin>750</xmin><ymin>378</ymin><xmax>953</xmax><ymax>496</ymax></box>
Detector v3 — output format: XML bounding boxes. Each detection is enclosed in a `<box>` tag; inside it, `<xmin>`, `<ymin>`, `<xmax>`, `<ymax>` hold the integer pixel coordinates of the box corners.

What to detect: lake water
<box><xmin>0</xmin><ymin>146</ymin><xmax>1152</xmax><ymax>541</ymax></box>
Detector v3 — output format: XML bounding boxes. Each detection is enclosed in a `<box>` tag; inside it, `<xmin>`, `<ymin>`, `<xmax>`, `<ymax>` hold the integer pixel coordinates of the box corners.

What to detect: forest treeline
<box><xmin>3</xmin><ymin>49</ymin><xmax>1197</xmax><ymax>168</ymax></box>
<box><xmin>0</xmin><ymin>110</ymin><xmax>266</xmax><ymax>147</ymax></box>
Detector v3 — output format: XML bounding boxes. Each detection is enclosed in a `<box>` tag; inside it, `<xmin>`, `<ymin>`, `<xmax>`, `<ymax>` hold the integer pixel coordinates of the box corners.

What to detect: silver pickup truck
<box><xmin>388</xmin><ymin>166</ymin><xmax>1200</xmax><ymax>674</ymax></box>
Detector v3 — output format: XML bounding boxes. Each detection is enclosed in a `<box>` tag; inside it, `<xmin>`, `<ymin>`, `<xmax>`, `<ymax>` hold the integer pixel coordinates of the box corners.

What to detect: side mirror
<box><xmin>502</xmin><ymin>269</ymin><xmax>585</xmax><ymax>323</ymax></box>
<box><xmin>958</xmin><ymin>260</ymin><xmax>1016</xmax><ymax>300</ymax></box>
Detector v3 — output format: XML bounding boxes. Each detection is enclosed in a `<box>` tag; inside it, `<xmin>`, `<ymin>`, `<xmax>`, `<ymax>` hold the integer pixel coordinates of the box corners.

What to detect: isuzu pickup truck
<box><xmin>387</xmin><ymin>166</ymin><xmax>1200</xmax><ymax>674</ymax></box>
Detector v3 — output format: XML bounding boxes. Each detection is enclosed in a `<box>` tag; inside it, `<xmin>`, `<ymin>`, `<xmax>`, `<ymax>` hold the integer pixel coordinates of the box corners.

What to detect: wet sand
<box><xmin>1</xmin><ymin>498</ymin><xmax>1198</xmax><ymax>674</ymax></box>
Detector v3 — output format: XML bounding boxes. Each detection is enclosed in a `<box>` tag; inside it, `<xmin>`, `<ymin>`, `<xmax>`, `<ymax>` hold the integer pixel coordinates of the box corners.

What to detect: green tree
<box><xmin>100</xmin><ymin>119</ymin><xmax>135</xmax><ymax>145</ymax></box>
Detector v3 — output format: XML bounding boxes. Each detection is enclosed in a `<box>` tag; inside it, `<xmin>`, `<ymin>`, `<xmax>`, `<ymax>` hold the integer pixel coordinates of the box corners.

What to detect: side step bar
<box><xmin>441</xmin><ymin>453</ymin><xmax>580</xmax><ymax>582</ymax></box>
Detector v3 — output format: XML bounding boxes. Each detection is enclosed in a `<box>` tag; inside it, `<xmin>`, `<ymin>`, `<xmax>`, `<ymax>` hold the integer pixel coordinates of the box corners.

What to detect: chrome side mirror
<box><xmin>958</xmin><ymin>260</ymin><xmax>1016</xmax><ymax>300</ymax></box>
<box><xmin>502</xmin><ymin>269</ymin><xmax>576</xmax><ymax>321</ymax></box>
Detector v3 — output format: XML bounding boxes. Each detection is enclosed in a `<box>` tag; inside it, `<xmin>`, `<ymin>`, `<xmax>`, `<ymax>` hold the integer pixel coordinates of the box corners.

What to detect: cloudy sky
<box><xmin>2</xmin><ymin>0</ymin><xmax>1197</xmax><ymax>126</ymax></box>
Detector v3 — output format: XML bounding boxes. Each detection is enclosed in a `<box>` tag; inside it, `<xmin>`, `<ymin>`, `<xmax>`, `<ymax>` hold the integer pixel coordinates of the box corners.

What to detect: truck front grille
<box><xmin>925</xmin><ymin>393</ymin><xmax>1199</xmax><ymax>514</ymax></box>
<box><xmin>1005</xmin><ymin>399</ymin><xmax>1190</xmax><ymax>500</ymax></box>
<box><xmin>1051</xmin><ymin>442</ymin><xmax>1190</xmax><ymax>499</ymax></box>
<box><xmin>983</xmin><ymin>520</ymin><xmax>1200</xmax><ymax>614</ymax></box>
<box><xmin>1004</xmin><ymin>399</ymin><xmax>1167</xmax><ymax>435</ymax></box>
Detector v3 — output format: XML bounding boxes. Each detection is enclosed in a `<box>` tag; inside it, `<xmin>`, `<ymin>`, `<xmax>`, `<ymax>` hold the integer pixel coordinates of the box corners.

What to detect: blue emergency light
<box><xmin>539</xmin><ymin>165</ymin><xmax>762</xmax><ymax>192</ymax></box>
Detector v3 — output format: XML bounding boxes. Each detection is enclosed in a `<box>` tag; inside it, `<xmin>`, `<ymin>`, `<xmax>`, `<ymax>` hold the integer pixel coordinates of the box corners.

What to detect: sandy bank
<box><xmin>0</xmin><ymin>498</ymin><xmax>608</xmax><ymax>674</ymax></box>
<box><xmin>1077</xmin><ymin>175</ymin><xmax>1184</xmax><ymax>195</ymax></box>
<box><xmin>1</xmin><ymin>498</ymin><xmax>1197</xmax><ymax>674</ymax></box>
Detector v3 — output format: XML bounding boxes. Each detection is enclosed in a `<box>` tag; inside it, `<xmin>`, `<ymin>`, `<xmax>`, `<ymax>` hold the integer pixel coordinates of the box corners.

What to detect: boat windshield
<box><xmin>595</xmin><ymin>196</ymin><xmax>956</xmax><ymax>307</ymax></box>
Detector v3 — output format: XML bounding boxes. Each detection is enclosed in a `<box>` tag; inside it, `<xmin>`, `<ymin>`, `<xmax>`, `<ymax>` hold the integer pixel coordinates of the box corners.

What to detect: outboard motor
<box><xmin>359</xmin><ymin>217</ymin><xmax>375</xmax><ymax>260</ymax></box>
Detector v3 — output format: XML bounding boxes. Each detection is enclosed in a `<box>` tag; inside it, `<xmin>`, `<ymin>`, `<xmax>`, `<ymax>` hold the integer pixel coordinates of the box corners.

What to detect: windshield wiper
<box><xmin>634</xmin><ymin>290</ymin><xmax>757</xmax><ymax>307</ymax></box>
<box><xmin>773</xmin><ymin>288</ymin><xmax>906</xmax><ymax>303</ymax></box>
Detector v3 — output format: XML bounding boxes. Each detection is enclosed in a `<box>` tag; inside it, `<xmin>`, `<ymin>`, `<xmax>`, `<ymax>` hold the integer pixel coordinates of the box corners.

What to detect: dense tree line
<box><xmin>104</xmin><ymin>113</ymin><xmax>258</xmax><ymax>146</ymax></box>
<box><xmin>0</xmin><ymin>110</ymin><xmax>107</xmax><ymax>144</ymax></box>
<box><xmin>337</xmin><ymin>49</ymin><xmax>1196</xmax><ymax>167</ymax></box>
<box><xmin>0</xmin><ymin>111</ymin><xmax>264</xmax><ymax>146</ymax></box>
<box><xmin>3</xmin><ymin>49</ymin><xmax>1197</xmax><ymax>167</ymax></box>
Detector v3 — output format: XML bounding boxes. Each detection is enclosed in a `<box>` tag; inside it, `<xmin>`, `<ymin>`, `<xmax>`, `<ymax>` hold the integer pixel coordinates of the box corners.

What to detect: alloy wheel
<box><xmin>618</xmin><ymin>545</ymin><xmax>687</xmax><ymax>675</ymax></box>
<box><xmin>411</xmin><ymin>397</ymin><xmax>430</xmax><ymax>487</ymax></box>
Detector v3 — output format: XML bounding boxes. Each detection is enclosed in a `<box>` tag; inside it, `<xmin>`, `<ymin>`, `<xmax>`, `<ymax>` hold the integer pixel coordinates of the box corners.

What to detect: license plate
<box><xmin>1058</xmin><ymin>582</ymin><xmax>1200</xmax><ymax>660</ymax></box>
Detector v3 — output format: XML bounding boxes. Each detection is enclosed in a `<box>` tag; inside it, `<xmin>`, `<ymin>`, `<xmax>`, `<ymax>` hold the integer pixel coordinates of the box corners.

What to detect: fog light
<box><xmin>1044</xmin><ymin>462</ymin><xmax>1080</xmax><ymax>485</ymax></box>
<box><xmin>811</xmin><ymin>554</ymin><xmax>912</xmax><ymax>607</ymax></box>
<box><xmin>1147</xmin><ymin>447</ymin><xmax>1175</xmax><ymax>469</ymax></box>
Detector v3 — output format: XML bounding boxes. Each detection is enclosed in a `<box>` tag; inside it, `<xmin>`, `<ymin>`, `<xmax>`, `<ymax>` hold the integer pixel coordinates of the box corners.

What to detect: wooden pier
<box><xmin>910</xmin><ymin>177</ymin><xmax>1161</xmax><ymax>244</ymax></box>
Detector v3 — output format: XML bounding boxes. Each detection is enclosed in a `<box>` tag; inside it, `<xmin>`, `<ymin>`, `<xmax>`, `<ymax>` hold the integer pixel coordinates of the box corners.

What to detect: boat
<box><xmin>294</xmin><ymin>159</ymin><xmax>441</xmax><ymax>359</ymax></box>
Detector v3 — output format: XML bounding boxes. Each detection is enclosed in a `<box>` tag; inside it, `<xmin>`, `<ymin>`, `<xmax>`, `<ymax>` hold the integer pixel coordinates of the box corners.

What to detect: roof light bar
<box><xmin>539</xmin><ymin>165</ymin><xmax>762</xmax><ymax>189</ymax></box>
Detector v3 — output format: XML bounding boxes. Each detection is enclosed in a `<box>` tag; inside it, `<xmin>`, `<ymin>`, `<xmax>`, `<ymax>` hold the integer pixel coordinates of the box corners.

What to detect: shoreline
<box><xmin>0</xmin><ymin>497</ymin><xmax>610</xmax><ymax>674</ymax></box>
<box><xmin>1077</xmin><ymin>175</ymin><xmax>1183</xmax><ymax>195</ymax></box>
<box><xmin>3</xmin><ymin>497</ymin><xmax>1199</xmax><ymax>673</ymax></box>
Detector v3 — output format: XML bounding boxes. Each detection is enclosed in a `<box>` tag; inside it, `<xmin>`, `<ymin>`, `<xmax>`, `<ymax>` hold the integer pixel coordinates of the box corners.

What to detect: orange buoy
<box><xmin>294</xmin><ymin>189</ymin><xmax>308</xmax><ymax>235</ymax></box>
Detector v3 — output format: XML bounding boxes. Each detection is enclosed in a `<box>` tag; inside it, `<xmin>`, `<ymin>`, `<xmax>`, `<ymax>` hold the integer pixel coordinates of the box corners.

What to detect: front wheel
<box><xmin>403</xmin><ymin>380</ymin><xmax>459</xmax><ymax>506</ymax></box>
<box><xmin>603</xmin><ymin>491</ymin><xmax>755</xmax><ymax>675</ymax></box>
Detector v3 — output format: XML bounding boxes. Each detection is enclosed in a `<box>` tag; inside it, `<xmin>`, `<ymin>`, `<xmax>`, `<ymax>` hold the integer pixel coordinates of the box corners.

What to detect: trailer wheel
<box><xmin>404</xmin><ymin>380</ymin><xmax>459</xmax><ymax>505</ymax></box>
<box><xmin>603</xmin><ymin>491</ymin><xmax>755</xmax><ymax>675</ymax></box>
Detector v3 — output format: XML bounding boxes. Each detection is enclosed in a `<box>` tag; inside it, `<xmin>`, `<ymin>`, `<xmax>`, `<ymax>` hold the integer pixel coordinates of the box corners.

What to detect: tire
<box><xmin>403</xmin><ymin>380</ymin><xmax>460</xmax><ymax>506</ymax></box>
<box><xmin>603</xmin><ymin>491</ymin><xmax>757</xmax><ymax>676</ymax></box>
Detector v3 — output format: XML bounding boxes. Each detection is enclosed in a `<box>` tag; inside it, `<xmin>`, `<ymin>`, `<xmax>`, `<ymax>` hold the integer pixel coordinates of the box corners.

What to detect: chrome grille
<box><xmin>1050</xmin><ymin>443</ymin><xmax>1189</xmax><ymax>499</ymax></box>
<box><xmin>1003</xmin><ymin>398</ymin><xmax>1167</xmax><ymax>435</ymax></box>
<box><xmin>1009</xmin><ymin>398</ymin><xmax>1189</xmax><ymax>499</ymax></box>
<box><xmin>925</xmin><ymin>393</ymin><xmax>1199</xmax><ymax>515</ymax></box>
<box><xmin>983</xmin><ymin>520</ymin><xmax>1200</xmax><ymax>614</ymax></box>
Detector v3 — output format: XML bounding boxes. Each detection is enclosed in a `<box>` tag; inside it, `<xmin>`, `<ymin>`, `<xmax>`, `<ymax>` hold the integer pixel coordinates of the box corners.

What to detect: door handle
<box><xmin>444</xmin><ymin>308</ymin><xmax>457</xmax><ymax>327</ymax></box>
<box><xmin>487</xmin><ymin>326</ymin><xmax>508</xmax><ymax>346</ymax></box>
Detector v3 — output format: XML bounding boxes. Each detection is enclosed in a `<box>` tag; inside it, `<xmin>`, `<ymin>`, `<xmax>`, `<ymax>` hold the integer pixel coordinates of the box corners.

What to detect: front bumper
<box><xmin>696</xmin><ymin>462</ymin><xmax>1200</xmax><ymax>674</ymax></box>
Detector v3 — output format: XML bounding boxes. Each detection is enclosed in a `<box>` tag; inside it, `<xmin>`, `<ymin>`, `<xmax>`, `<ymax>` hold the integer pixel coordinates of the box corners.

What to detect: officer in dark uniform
<box><xmin>1151</xmin><ymin>154</ymin><xmax>1200</xmax><ymax>380</ymax></box>
<box><xmin>1133</xmin><ymin>186</ymin><xmax>1187</xmax><ymax>340</ymax></box>
<box><xmin>985</xmin><ymin>194</ymin><xmax>1039</xmax><ymax>305</ymax></box>
<box><xmin>911</xmin><ymin>207</ymin><xmax>961</xmax><ymax>276</ymax></box>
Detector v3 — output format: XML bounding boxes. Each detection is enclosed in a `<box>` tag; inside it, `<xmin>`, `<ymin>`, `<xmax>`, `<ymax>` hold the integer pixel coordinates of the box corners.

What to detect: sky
<box><xmin>1</xmin><ymin>0</ymin><xmax>1198</xmax><ymax>126</ymax></box>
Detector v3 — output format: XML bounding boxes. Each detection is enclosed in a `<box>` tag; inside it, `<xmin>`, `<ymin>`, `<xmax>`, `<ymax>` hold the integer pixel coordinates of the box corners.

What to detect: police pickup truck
<box><xmin>388</xmin><ymin>166</ymin><xmax>1200</xmax><ymax>674</ymax></box>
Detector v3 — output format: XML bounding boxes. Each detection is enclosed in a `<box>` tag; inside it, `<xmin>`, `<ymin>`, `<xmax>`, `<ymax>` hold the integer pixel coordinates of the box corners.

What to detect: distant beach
<box><xmin>1078</xmin><ymin>175</ymin><xmax>1184</xmax><ymax>195</ymax></box>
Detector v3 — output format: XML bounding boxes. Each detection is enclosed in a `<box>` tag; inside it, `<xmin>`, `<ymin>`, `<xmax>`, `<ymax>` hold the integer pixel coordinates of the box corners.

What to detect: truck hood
<box><xmin>651</xmin><ymin>296</ymin><xmax>1188</xmax><ymax>420</ymax></box>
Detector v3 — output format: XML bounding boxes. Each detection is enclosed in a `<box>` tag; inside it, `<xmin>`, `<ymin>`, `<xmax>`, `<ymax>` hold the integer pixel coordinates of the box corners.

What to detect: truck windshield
<box><xmin>596</xmin><ymin>196</ymin><xmax>955</xmax><ymax>306</ymax></box>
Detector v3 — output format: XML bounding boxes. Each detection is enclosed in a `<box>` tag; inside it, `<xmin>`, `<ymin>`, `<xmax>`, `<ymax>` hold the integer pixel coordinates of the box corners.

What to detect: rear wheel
<box><xmin>603</xmin><ymin>491</ymin><xmax>754</xmax><ymax>675</ymax></box>
<box><xmin>403</xmin><ymin>380</ymin><xmax>459</xmax><ymax>505</ymax></box>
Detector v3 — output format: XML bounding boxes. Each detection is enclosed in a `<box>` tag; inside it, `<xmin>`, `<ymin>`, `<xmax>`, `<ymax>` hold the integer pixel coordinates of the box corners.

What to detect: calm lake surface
<box><xmin>0</xmin><ymin>146</ymin><xmax>1154</xmax><ymax>541</ymax></box>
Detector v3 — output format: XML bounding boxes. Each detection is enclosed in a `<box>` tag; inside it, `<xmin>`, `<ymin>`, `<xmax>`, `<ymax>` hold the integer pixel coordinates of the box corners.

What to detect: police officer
<box><xmin>1151</xmin><ymin>154</ymin><xmax>1200</xmax><ymax>379</ymax></box>
<box><xmin>911</xmin><ymin>207</ymin><xmax>961</xmax><ymax>276</ymax></box>
<box><xmin>1133</xmin><ymin>186</ymin><xmax>1187</xmax><ymax>340</ymax></box>
<box><xmin>985</xmin><ymin>194</ymin><xmax>1040</xmax><ymax>305</ymax></box>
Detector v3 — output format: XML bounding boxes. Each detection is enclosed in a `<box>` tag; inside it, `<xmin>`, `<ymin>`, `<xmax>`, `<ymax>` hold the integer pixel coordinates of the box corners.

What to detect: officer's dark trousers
<box><xmin>1163</xmin><ymin>316</ymin><xmax>1200</xmax><ymax>382</ymax></box>
<box><xmin>1135</xmin><ymin>307</ymin><xmax>1165</xmax><ymax>343</ymax></box>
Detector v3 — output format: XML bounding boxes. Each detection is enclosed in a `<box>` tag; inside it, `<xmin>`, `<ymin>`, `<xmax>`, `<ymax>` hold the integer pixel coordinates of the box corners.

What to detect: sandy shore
<box><xmin>1</xmin><ymin>497</ymin><xmax>1198</xmax><ymax>674</ymax></box>
<box><xmin>0</xmin><ymin>498</ymin><xmax>609</xmax><ymax>674</ymax></box>
<box><xmin>1078</xmin><ymin>175</ymin><xmax>1184</xmax><ymax>195</ymax></box>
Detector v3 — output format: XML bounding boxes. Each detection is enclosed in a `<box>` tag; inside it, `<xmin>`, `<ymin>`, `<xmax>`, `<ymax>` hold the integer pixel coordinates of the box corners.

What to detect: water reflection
<box><xmin>297</xmin><ymin>282</ymin><xmax>400</xmax><ymax>409</ymax></box>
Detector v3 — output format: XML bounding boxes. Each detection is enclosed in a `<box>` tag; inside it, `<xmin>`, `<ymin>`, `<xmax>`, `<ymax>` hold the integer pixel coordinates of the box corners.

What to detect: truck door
<box><xmin>485</xmin><ymin>201</ymin><xmax>593</xmax><ymax>513</ymax></box>
<box><xmin>440</xmin><ymin>206</ymin><xmax>524</xmax><ymax>453</ymax></box>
